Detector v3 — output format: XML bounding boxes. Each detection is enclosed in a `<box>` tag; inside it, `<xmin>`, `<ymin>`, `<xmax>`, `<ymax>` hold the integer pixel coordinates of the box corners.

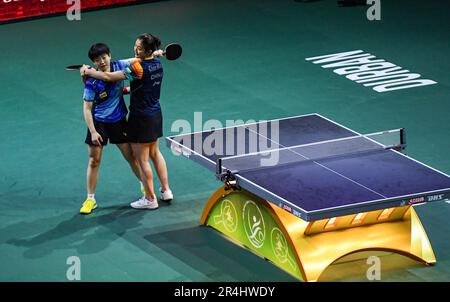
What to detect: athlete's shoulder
<box><xmin>127</xmin><ymin>59</ymin><xmax>143</xmax><ymax>79</ymax></box>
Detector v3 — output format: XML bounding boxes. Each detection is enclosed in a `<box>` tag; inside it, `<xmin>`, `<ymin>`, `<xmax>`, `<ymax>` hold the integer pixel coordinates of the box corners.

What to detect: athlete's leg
<box><xmin>81</xmin><ymin>144</ymin><xmax>102</xmax><ymax>214</ymax></box>
<box><xmin>87</xmin><ymin>144</ymin><xmax>103</xmax><ymax>194</ymax></box>
<box><xmin>131</xmin><ymin>143</ymin><xmax>155</xmax><ymax>199</ymax></box>
<box><xmin>116</xmin><ymin>143</ymin><xmax>142</xmax><ymax>181</ymax></box>
<box><xmin>148</xmin><ymin>139</ymin><xmax>170</xmax><ymax>191</ymax></box>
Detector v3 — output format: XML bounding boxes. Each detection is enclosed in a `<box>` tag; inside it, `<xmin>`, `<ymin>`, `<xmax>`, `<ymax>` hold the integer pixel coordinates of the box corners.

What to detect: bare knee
<box><xmin>149</xmin><ymin>143</ymin><xmax>160</xmax><ymax>162</ymax></box>
<box><xmin>149</xmin><ymin>150</ymin><xmax>159</xmax><ymax>162</ymax></box>
<box><xmin>136</xmin><ymin>158</ymin><xmax>148</xmax><ymax>168</ymax></box>
<box><xmin>131</xmin><ymin>144</ymin><xmax>151</xmax><ymax>165</ymax></box>
<box><xmin>124</xmin><ymin>152</ymin><xmax>136</xmax><ymax>164</ymax></box>
<box><xmin>88</xmin><ymin>156</ymin><xmax>101</xmax><ymax>168</ymax></box>
<box><xmin>132</xmin><ymin>153</ymin><xmax>148</xmax><ymax>167</ymax></box>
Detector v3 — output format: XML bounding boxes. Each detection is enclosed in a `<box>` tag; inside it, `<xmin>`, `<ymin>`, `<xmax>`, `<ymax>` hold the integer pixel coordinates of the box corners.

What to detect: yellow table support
<box><xmin>200</xmin><ymin>186</ymin><xmax>436</xmax><ymax>282</ymax></box>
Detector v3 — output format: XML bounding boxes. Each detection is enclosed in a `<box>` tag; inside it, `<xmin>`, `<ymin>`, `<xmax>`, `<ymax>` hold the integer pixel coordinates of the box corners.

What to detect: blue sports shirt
<box><xmin>83</xmin><ymin>60</ymin><xmax>128</xmax><ymax>123</ymax></box>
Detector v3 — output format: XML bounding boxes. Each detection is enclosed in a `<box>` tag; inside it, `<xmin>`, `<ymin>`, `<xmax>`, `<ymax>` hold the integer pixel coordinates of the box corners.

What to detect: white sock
<box><xmin>87</xmin><ymin>193</ymin><xmax>95</xmax><ymax>200</ymax></box>
<box><xmin>140</xmin><ymin>181</ymin><xmax>144</xmax><ymax>190</ymax></box>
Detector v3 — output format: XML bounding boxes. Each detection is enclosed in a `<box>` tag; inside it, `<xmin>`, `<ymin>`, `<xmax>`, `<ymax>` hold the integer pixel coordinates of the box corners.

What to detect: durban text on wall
<box><xmin>306</xmin><ymin>50</ymin><xmax>437</xmax><ymax>93</ymax></box>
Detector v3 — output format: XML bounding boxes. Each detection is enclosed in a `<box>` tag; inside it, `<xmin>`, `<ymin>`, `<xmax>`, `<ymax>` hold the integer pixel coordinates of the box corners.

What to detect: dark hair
<box><xmin>88</xmin><ymin>43</ymin><xmax>110</xmax><ymax>61</ymax></box>
<box><xmin>137</xmin><ymin>33</ymin><xmax>161</xmax><ymax>54</ymax></box>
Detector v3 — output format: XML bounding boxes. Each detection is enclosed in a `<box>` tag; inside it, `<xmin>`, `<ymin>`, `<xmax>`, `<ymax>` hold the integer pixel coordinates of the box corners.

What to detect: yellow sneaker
<box><xmin>80</xmin><ymin>198</ymin><xmax>97</xmax><ymax>214</ymax></box>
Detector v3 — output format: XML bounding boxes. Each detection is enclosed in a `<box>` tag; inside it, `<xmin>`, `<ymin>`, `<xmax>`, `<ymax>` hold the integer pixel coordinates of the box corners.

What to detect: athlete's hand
<box><xmin>91</xmin><ymin>132</ymin><xmax>103</xmax><ymax>146</ymax></box>
<box><xmin>153</xmin><ymin>49</ymin><xmax>164</xmax><ymax>57</ymax></box>
<box><xmin>80</xmin><ymin>65</ymin><xmax>91</xmax><ymax>77</ymax></box>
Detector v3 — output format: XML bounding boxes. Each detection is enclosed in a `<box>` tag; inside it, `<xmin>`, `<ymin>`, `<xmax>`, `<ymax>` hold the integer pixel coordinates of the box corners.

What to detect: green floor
<box><xmin>0</xmin><ymin>0</ymin><xmax>449</xmax><ymax>281</ymax></box>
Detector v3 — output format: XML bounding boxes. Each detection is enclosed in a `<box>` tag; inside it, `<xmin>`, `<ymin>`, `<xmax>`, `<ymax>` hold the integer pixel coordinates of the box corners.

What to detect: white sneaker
<box><xmin>160</xmin><ymin>188</ymin><xmax>173</xmax><ymax>202</ymax></box>
<box><xmin>130</xmin><ymin>196</ymin><xmax>159</xmax><ymax>210</ymax></box>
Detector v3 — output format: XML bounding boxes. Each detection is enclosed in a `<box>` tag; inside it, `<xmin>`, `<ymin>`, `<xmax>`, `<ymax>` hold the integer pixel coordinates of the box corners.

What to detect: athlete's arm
<box><xmin>83</xmin><ymin>101</ymin><xmax>103</xmax><ymax>146</ymax></box>
<box><xmin>81</xmin><ymin>65</ymin><xmax>126</xmax><ymax>82</ymax></box>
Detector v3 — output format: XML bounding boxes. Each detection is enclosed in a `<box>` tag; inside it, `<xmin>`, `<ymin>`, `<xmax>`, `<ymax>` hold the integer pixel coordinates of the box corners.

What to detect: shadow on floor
<box><xmin>144</xmin><ymin>225</ymin><xmax>298</xmax><ymax>282</ymax></box>
<box><xmin>2</xmin><ymin>204</ymin><xmax>148</xmax><ymax>258</ymax></box>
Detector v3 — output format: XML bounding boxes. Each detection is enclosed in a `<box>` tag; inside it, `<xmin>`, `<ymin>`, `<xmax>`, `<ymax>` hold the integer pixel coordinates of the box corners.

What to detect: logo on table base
<box><xmin>213</xmin><ymin>199</ymin><xmax>238</xmax><ymax>233</ymax></box>
<box><xmin>243</xmin><ymin>200</ymin><xmax>266</xmax><ymax>249</ymax></box>
<box><xmin>271</xmin><ymin>228</ymin><xmax>297</xmax><ymax>272</ymax></box>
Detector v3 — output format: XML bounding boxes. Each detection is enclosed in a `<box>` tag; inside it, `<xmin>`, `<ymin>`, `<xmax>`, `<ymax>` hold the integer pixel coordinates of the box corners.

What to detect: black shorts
<box><xmin>85</xmin><ymin>118</ymin><xmax>128</xmax><ymax>146</ymax></box>
<box><xmin>127</xmin><ymin>111</ymin><xmax>163</xmax><ymax>143</ymax></box>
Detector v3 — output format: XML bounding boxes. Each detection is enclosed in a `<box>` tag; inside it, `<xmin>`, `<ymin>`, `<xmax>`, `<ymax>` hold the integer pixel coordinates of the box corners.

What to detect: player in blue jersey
<box><xmin>80</xmin><ymin>43</ymin><xmax>143</xmax><ymax>214</ymax></box>
<box><xmin>80</xmin><ymin>34</ymin><xmax>173</xmax><ymax>211</ymax></box>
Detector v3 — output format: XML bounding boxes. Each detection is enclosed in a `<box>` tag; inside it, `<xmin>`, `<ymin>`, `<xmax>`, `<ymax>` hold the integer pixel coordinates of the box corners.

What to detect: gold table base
<box><xmin>201</xmin><ymin>186</ymin><xmax>436</xmax><ymax>282</ymax></box>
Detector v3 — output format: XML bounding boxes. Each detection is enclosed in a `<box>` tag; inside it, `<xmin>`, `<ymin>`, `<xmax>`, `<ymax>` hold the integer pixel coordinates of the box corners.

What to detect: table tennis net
<box><xmin>219</xmin><ymin>129</ymin><xmax>405</xmax><ymax>174</ymax></box>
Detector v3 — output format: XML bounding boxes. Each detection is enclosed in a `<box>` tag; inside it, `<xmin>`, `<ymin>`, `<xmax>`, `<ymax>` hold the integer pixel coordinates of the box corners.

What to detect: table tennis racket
<box><xmin>163</xmin><ymin>43</ymin><xmax>182</xmax><ymax>60</ymax></box>
<box><xmin>65</xmin><ymin>64</ymin><xmax>84</xmax><ymax>71</ymax></box>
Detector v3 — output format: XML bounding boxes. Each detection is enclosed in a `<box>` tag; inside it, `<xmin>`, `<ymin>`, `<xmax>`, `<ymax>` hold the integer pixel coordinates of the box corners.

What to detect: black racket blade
<box><xmin>164</xmin><ymin>43</ymin><xmax>182</xmax><ymax>61</ymax></box>
<box><xmin>65</xmin><ymin>64</ymin><xmax>83</xmax><ymax>71</ymax></box>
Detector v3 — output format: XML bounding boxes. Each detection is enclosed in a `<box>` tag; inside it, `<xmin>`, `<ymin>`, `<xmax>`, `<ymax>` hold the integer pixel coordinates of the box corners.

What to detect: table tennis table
<box><xmin>166</xmin><ymin>113</ymin><xmax>450</xmax><ymax>281</ymax></box>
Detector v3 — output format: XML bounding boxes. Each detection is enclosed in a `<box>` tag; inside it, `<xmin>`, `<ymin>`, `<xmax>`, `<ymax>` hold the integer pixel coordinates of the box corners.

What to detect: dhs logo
<box><xmin>427</xmin><ymin>194</ymin><xmax>444</xmax><ymax>202</ymax></box>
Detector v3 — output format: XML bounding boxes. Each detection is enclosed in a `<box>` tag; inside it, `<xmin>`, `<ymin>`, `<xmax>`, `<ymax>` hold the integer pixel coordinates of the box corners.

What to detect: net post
<box><xmin>216</xmin><ymin>158</ymin><xmax>222</xmax><ymax>179</ymax></box>
<box><xmin>400</xmin><ymin>128</ymin><xmax>407</xmax><ymax>152</ymax></box>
